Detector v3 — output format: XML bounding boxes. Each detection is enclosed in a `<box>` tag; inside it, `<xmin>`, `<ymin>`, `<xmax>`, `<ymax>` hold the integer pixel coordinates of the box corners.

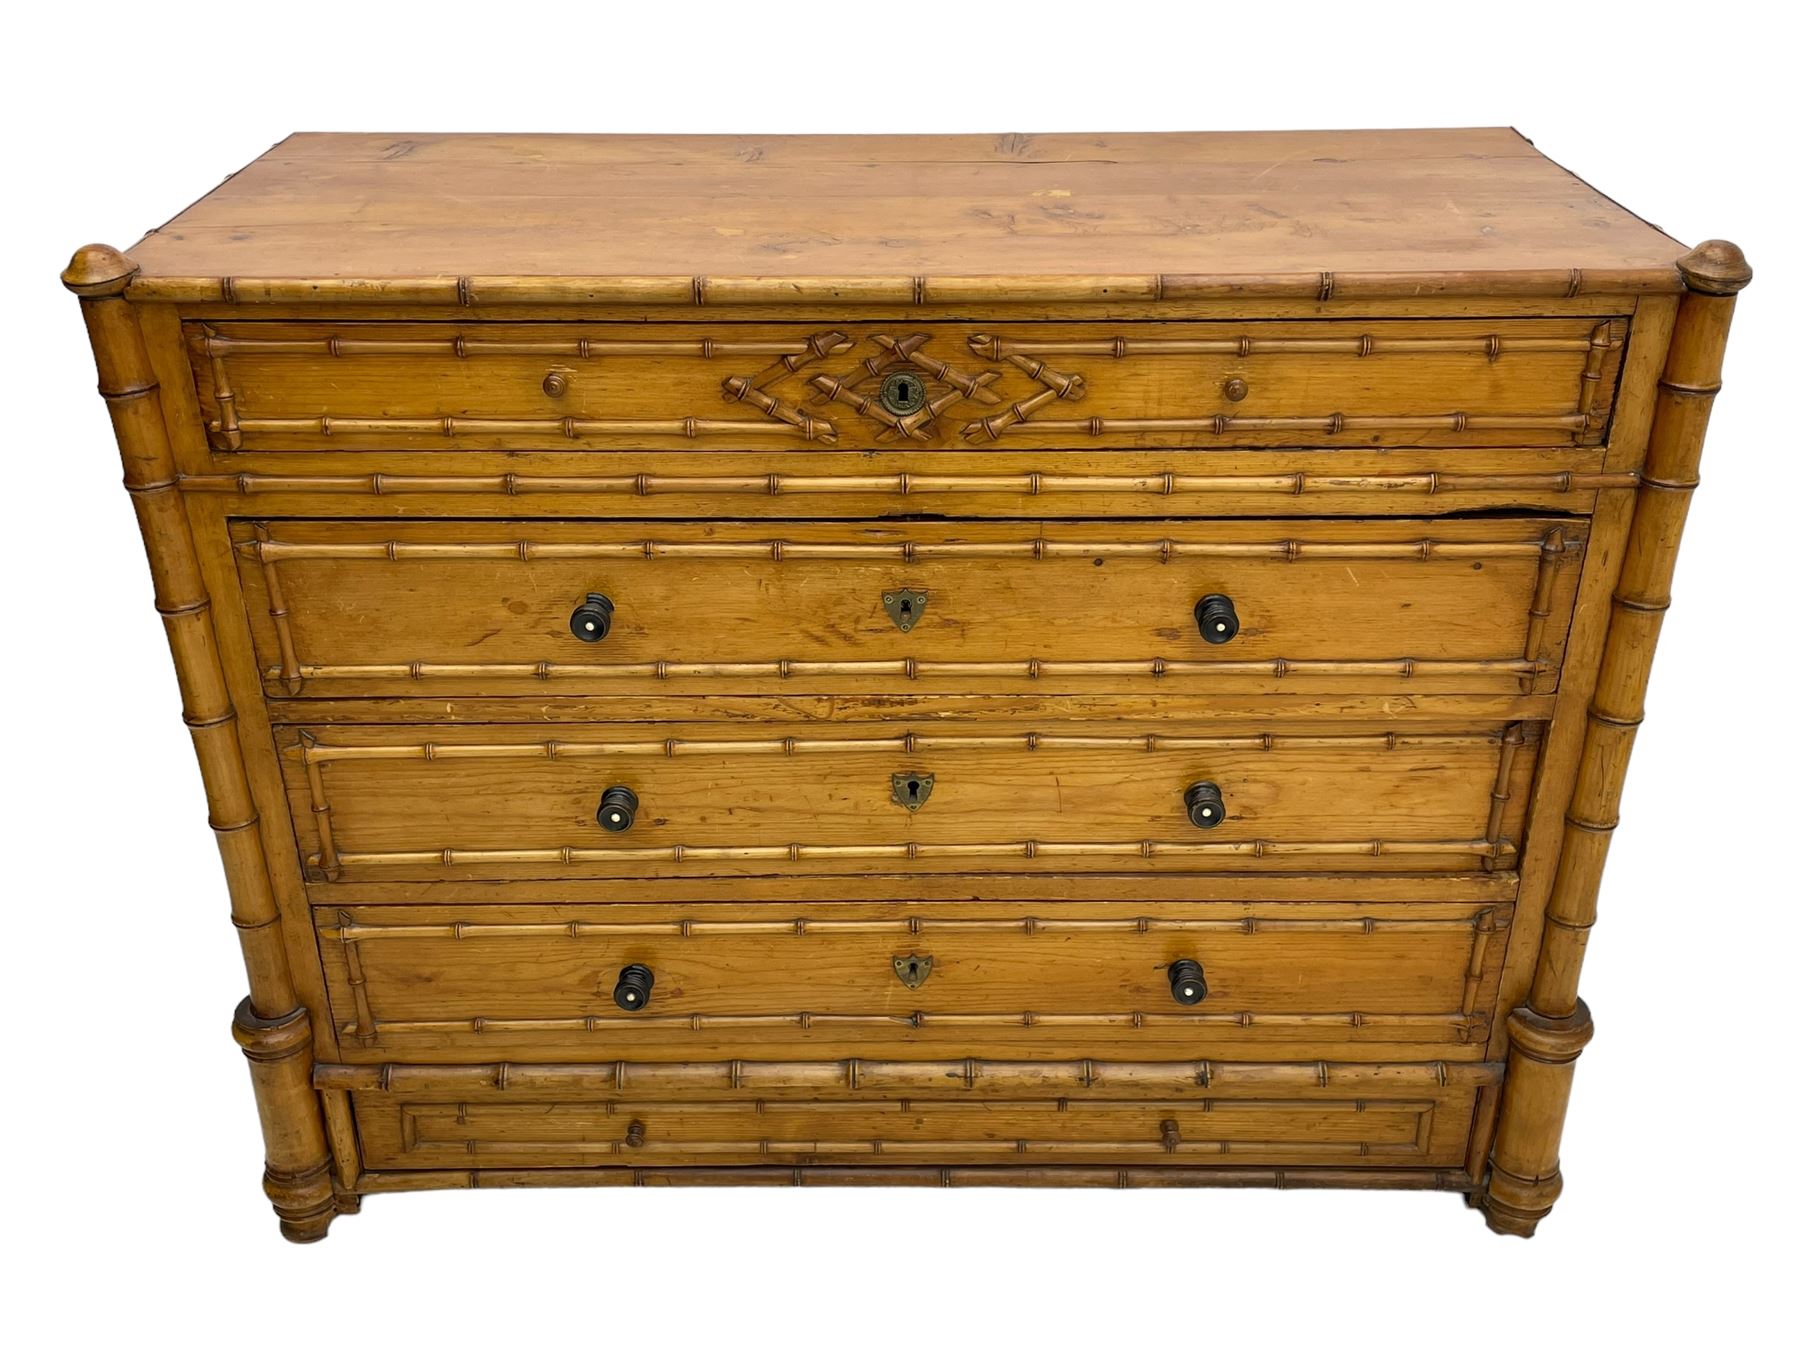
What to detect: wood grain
<box><xmin>125</xmin><ymin>130</ymin><xmax>1685</xmax><ymax>297</ymax></box>
<box><xmin>233</xmin><ymin>518</ymin><xmax>1584</xmax><ymax>700</ymax></box>
<box><xmin>314</xmin><ymin>898</ymin><xmax>1509</xmax><ymax>1061</ymax></box>
<box><xmin>281</xmin><ymin>720</ymin><xmax>1539</xmax><ymax>880</ymax></box>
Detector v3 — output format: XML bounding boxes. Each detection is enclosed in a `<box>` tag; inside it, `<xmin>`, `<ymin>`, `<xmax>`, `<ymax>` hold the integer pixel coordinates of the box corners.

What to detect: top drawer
<box><xmin>187</xmin><ymin>318</ymin><xmax>1625</xmax><ymax>453</ymax></box>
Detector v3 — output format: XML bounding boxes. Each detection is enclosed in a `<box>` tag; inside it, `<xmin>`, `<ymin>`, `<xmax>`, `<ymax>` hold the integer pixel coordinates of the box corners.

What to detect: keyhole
<box><xmin>906</xmin><ymin>959</ymin><xmax>920</xmax><ymax>980</ymax></box>
<box><xmin>900</xmin><ymin>599</ymin><xmax>913</xmax><ymax>618</ymax></box>
<box><xmin>907</xmin><ymin>778</ymin><xmax>921</xmax><ymax>801</ymax></box>
<box><xmin>896</xmin><ymin>378</ymin><xmax>912</xmax><ymax>401</ymax></box>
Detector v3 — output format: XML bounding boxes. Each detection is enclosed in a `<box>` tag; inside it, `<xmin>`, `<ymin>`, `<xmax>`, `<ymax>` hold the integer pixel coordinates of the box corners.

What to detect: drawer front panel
<box><xmin>286</xmin><ymin>722</ymin><xmax>1538</xmax><ymax>880</ymax></box>
<box><xmin>338</xmin><ymin>1060</ymin><xmax>1496</xmax><ymax>1172</ymax></box>
<box><xmin>189</xmin><ymin>318</ymin><xmax>1623</xmax><ymax>453</ymax></box>
<box><xmin>316</xmin><ymin>901</ymin><xmax>1510</xmax><ymax>1061</ymax></box>
<box><xmin>236</xmin><ymin>518</ymin><xmax>1583</xmax><ymax>699</ymax></box>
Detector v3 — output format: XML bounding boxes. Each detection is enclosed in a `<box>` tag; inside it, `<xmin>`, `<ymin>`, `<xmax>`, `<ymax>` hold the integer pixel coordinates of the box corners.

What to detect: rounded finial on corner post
<box><xmin>61</xmin><ymin>243</ymin><xmax>139</xmax><ymax>297</ymax></box>
<box><xmin>1677</xmin><ymin>240</ymin><xmax>1752</xmax><ymax>296</ymax></box>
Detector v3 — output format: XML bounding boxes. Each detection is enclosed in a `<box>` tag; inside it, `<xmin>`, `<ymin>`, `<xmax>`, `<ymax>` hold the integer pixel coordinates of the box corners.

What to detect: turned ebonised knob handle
<box><xmin>569</xmin><ymin>592</ymin><xmax>615</xmax><ymax>643</ymax></box>
<box><xmin>597</xmin><ymin>785</ymin><xmax>640</xmax><ymax>832</ymax></box>
<box><xmin>614</xmin><ymin>963</ymin><xmax>655</xmax><ymax>1011</ymax></box>
<box><xmin>1184</xmin><ymin>781</ymin><xmax>1226</xmax><ymax>829</ymax></box>
<box><xmin>1194</xmin><ymin>594</ymin><xmax>1239</xmax><ymax>644</ymax></box>
<box><xmin>1168</xmin><ymin>959</ymin><xmax>1208</xmax><ymax>1005</ymax></box>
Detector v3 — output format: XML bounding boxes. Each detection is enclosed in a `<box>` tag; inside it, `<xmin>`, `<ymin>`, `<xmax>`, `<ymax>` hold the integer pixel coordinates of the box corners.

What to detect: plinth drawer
<box><xmin>188</xmin><ymin>318</ymin><xmax>1623</xmax><ymax>453</ymax></box>
<box><xmin>285</xmin><ymin>721</ymin><xmax>1539</xmax><ymax>880</ymax></box>
<box><xmin>314</xmin><ymin>901</ymin><xmax>1510</xmax><ymax>1060</ymax></box>
<box><xmin>235</xmin><ymin>518</ymin><xmax>1583</xmax><ymax>699</ymax></box>
<box><xmin>327</xmin><ymin>1059</ymin><xmax>1500</xmax><ymax>1173</ymax></box>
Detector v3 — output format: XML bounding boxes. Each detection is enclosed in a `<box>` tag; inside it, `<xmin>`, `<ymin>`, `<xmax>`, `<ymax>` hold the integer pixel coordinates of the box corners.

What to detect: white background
<box><xmin>4</xmin><ymin>1</ymin><xmax>1791</xmax><ymax>1343</ymax></box>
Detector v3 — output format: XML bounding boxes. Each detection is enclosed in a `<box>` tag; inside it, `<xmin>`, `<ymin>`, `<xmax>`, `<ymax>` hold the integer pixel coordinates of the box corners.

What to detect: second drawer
<box><xmin>235</xmin><ymin>517</ymin><xmax>1584</xmax><ymax>700</ymax></box>
<box><xmin>284</xmin><ymin>721</ymin><xmax>1539</xmax><ymax>880</ymax></box>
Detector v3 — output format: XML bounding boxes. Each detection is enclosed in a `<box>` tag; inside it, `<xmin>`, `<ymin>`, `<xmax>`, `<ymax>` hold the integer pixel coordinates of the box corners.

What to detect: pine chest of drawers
<box><xmin>65</xmin><ymin>129</ymin><xmax>1749</xmax><ymax>1240</ymax></box>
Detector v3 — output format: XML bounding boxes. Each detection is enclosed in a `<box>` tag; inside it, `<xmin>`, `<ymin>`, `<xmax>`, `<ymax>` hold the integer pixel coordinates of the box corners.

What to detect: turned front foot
<box><xmin>1478</xmin><ymin>1000</ymin><xmax>1594</xmax><ymax>1238</ymax></box>
<box><xmin>232</xmin><ymin>999</ymin><xmax>338</xmax><ymax>1242</ymax></box>
<box><xmin>268</xmin><ymin>1160</ymin><xmax>339</xmax><ymax>1242</ymax></box>
<box><xmin>1479</xmin><ymin>1164</ymin><xmax>1561</xmax><ymax>1236</ymax></box>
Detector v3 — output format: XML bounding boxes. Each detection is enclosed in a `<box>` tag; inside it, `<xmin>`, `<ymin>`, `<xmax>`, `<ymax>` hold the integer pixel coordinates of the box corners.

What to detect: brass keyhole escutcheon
<box><xmin>882</xmin><ymin>588</ymin><xmax>928</xmax><ymax>632</ymax></box>
<box><xmin>891</xmin><ymin>772</ymin><xmax>934</xmax><ymax>810</ymax></box>
<box><xmin>879</xmin><ymin>369</ymin><xmax>929</xmax><ymax>416</ymax></box>
<box><xmin>892</xmin><ymin>954</ymin><xmax>933</xmax><ymax>989</ymax></box>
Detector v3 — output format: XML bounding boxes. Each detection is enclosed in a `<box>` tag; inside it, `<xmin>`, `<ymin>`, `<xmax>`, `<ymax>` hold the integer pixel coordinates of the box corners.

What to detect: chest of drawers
<box><xmin>64</xmin><ymin>129</ymin><xmax>1748</xmax><ymax>1240</ymax></box>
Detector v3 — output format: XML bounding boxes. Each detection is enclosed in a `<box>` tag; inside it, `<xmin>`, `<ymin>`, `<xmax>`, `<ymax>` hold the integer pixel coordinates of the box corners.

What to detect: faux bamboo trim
<box><xmin>226</xmin><ymin>411</ymin><xmax>1593</xmax><ymax>443</ymax></box>
<box><xmin>294</xmin><ymin>729</ymin><xmax>1509</xmax><ymax>767</ymax></box>
<box><xmin>352</xmin><ymin>1164</ymin><xmax>1479</xmax><ymax>1192</ymax></box>
<box><xmin>315</xmin><ymin>837</ymin><xmax>1515</xmax><ymax>872</ymax></box>
<box><xmin>964</xmin><ymin>412</ymin><xmax>1589</xmax><ymax>444</ymax></box>
<box><xmin>320</xmin><ymin>912</ymin><xmax>1503</xmax><ymax>941</ymax></box>
<box><xmin>231</xmin><ymin>415</ymin><xmax>831</xmax><ymax>441</ymax></box>
<box><xmin>128</xmin><ymin>266</ymin><xmax>1682</xmax><ymax>305</ymax></box>
<box><xmin>195</xmin><ymin>329</ymin><xmax>858</xmax><ymax>360</ymax></box>
<box><xmin>1519</xmin><ymin>528</ymin><xmax>1571</xmax><ymax>692</ymax></box>
<box><xmin>966</xmin><ymin>330</ymin><xmax>1611</xmax><ymax>359</ymax></box>
<box><xmin>277</xmin><ymin>657</ymin><xmax>1549</xmax><ymax>684</ymax></box>
<box><xmin>315</xmin><ymin>1058</ymin><xmax>1504</xmax><ymax>1095</ymax></box>
<box><xmin>297</xmin><ymin>732</ymin><xmax>340</xmax><ymax>879</ymax></box>
<box><xmin>201</xmin><ymin>326</ymin><xmax>1610</xmax><ymax>360</ymax></box>
<box><xmin>241</xmin><ymin>534</ymin><xmax>1561</xmax><ymax>564</ymax></box>
<box><xmin>183</xmin><ymin>470</ymin><xmax>1638</xmax><ymax>500</ymax></box>
<box><xmin>337</xmin><ymin>1010</ymin><xmax>1487</xmax><ymax>1040</ymax></box>
<box><xmin>393</xmin><ymin>1137</ymin><xmax>1428</xmax><ymax>1160</ymax></box>
<box><xmin>1483</xmin><ymin>723</ymin><xmax>1529</xmax><ymax>871</ymax></box>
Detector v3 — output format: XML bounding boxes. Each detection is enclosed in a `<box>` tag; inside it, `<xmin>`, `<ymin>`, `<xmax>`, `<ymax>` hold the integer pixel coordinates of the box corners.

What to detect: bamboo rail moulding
<box><xmin>319</xmin><ymin>910</ymin><xmax>1505</xmax><ymax>942</ymax></box>
<box><xmin>312</xmin><ymin>837</ymin><xmax>1516</xmax><ymax>871</ymax></box>
<box><xmin>349</xmin><ymin>1165</ymin><xmax>1482</xmax><ymax>1193</ymax></box>
<box><xmin>199</xmin><ymin>326</ymin><xmax>1613</xmax><ymax>361</ymax></box>
<box><xmin>220</xmin><ymin>411</ymin><xmax>1595</xmax><ymax>443</ymax></box>
<box><xmin>182</xmin><ymin>470</ymin><xmax>1639</xmax><ymax>499</ymax></box>
<box><xmin>966</xmin><ymin>327</ymin><xmax>1618</xmax><ymax>360</ymax></box>
<box><xmin>294</xmin><ymin>728</ymin><xmax>1514</xmax><ymax>766</ymax></box>
<box><xmin>276</xmin><ymin>657</ymin><xmax>1552</xmax><ymax>684</ymax></box>
<box><xmin>130</xmin><ymin>267</ymin><xmax>1682</xmax><ymax>306</ymax></box>
<box><xmin>334</xmin><ymin>1010</ymin><xmax>1488</xmax><ymax>1039</ymax></box>
<box><xmin>314</xmin><ymin>1058</ymin><xmax>1504</xmax><ymax>1095</ymax></box>
<box><xmin>240</xmin><ymin>535</ymin><xmax>1567</xmax><ymax>564</ymax></box>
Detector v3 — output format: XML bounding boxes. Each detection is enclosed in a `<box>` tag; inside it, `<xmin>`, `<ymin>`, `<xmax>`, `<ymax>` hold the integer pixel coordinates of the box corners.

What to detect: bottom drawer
<box><xmin>328</xmin><ymin>1059</ymin><xmax>1499</xmax><ymax>1174</ymax></box>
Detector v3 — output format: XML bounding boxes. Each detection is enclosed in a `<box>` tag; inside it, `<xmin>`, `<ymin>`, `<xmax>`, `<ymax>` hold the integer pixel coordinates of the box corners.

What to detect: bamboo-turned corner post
<box><xmin>1480</xmin><ymin>241</ymin><xmax>1752</xmax><ymax>1236</ymax></box>
<box><xmin>63</xmin><ymin>245</ymin><xmax>341</xmax><ymax>1242</ymax></box>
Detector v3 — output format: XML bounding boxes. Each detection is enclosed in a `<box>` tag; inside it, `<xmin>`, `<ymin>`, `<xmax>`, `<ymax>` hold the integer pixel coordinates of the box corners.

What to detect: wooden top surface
<box><xmin>123</xmin><ymin>129</ymin><xmax>1686</xmax><ymax>299</ymax></box>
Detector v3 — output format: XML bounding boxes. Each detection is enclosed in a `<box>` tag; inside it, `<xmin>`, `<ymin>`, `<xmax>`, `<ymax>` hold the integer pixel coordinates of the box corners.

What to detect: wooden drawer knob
<box><xmin>1168</xmin><ymin>959</ymin><xmax>1208</xmax><ymax>1005</ymax></box>
<box><xmin>1194</xmin><ymin>593</ymin><xmax>1240</xmax><ymax>644</ymax></box>
<box><xmin>1184</xmin><ymin>781</ymin><xmax>1226</xmax><ymax>829</ymax></box>
<box><xmin>597</xmin><ymin>785</ymin><xmax>640</xmax><ymax>832</ymax></box>
<box><xmin>1222</xmin><ymin>376</ymin><xmax>1249</xmax><ymax>402</ymax></box>
<box><xmin>542</xmin><ymin>371</ymin><xmax>569</xmax><ymax>397</ymax></box>
<box><xmin>569</xmin><ymin>592</ymin><xmax>615</xmax><ymax>642</ymax></box>
<box><xmin>613</xmin><ymin>964</ymin><xmax>655</xmax><ymax>1011</ymax></box>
